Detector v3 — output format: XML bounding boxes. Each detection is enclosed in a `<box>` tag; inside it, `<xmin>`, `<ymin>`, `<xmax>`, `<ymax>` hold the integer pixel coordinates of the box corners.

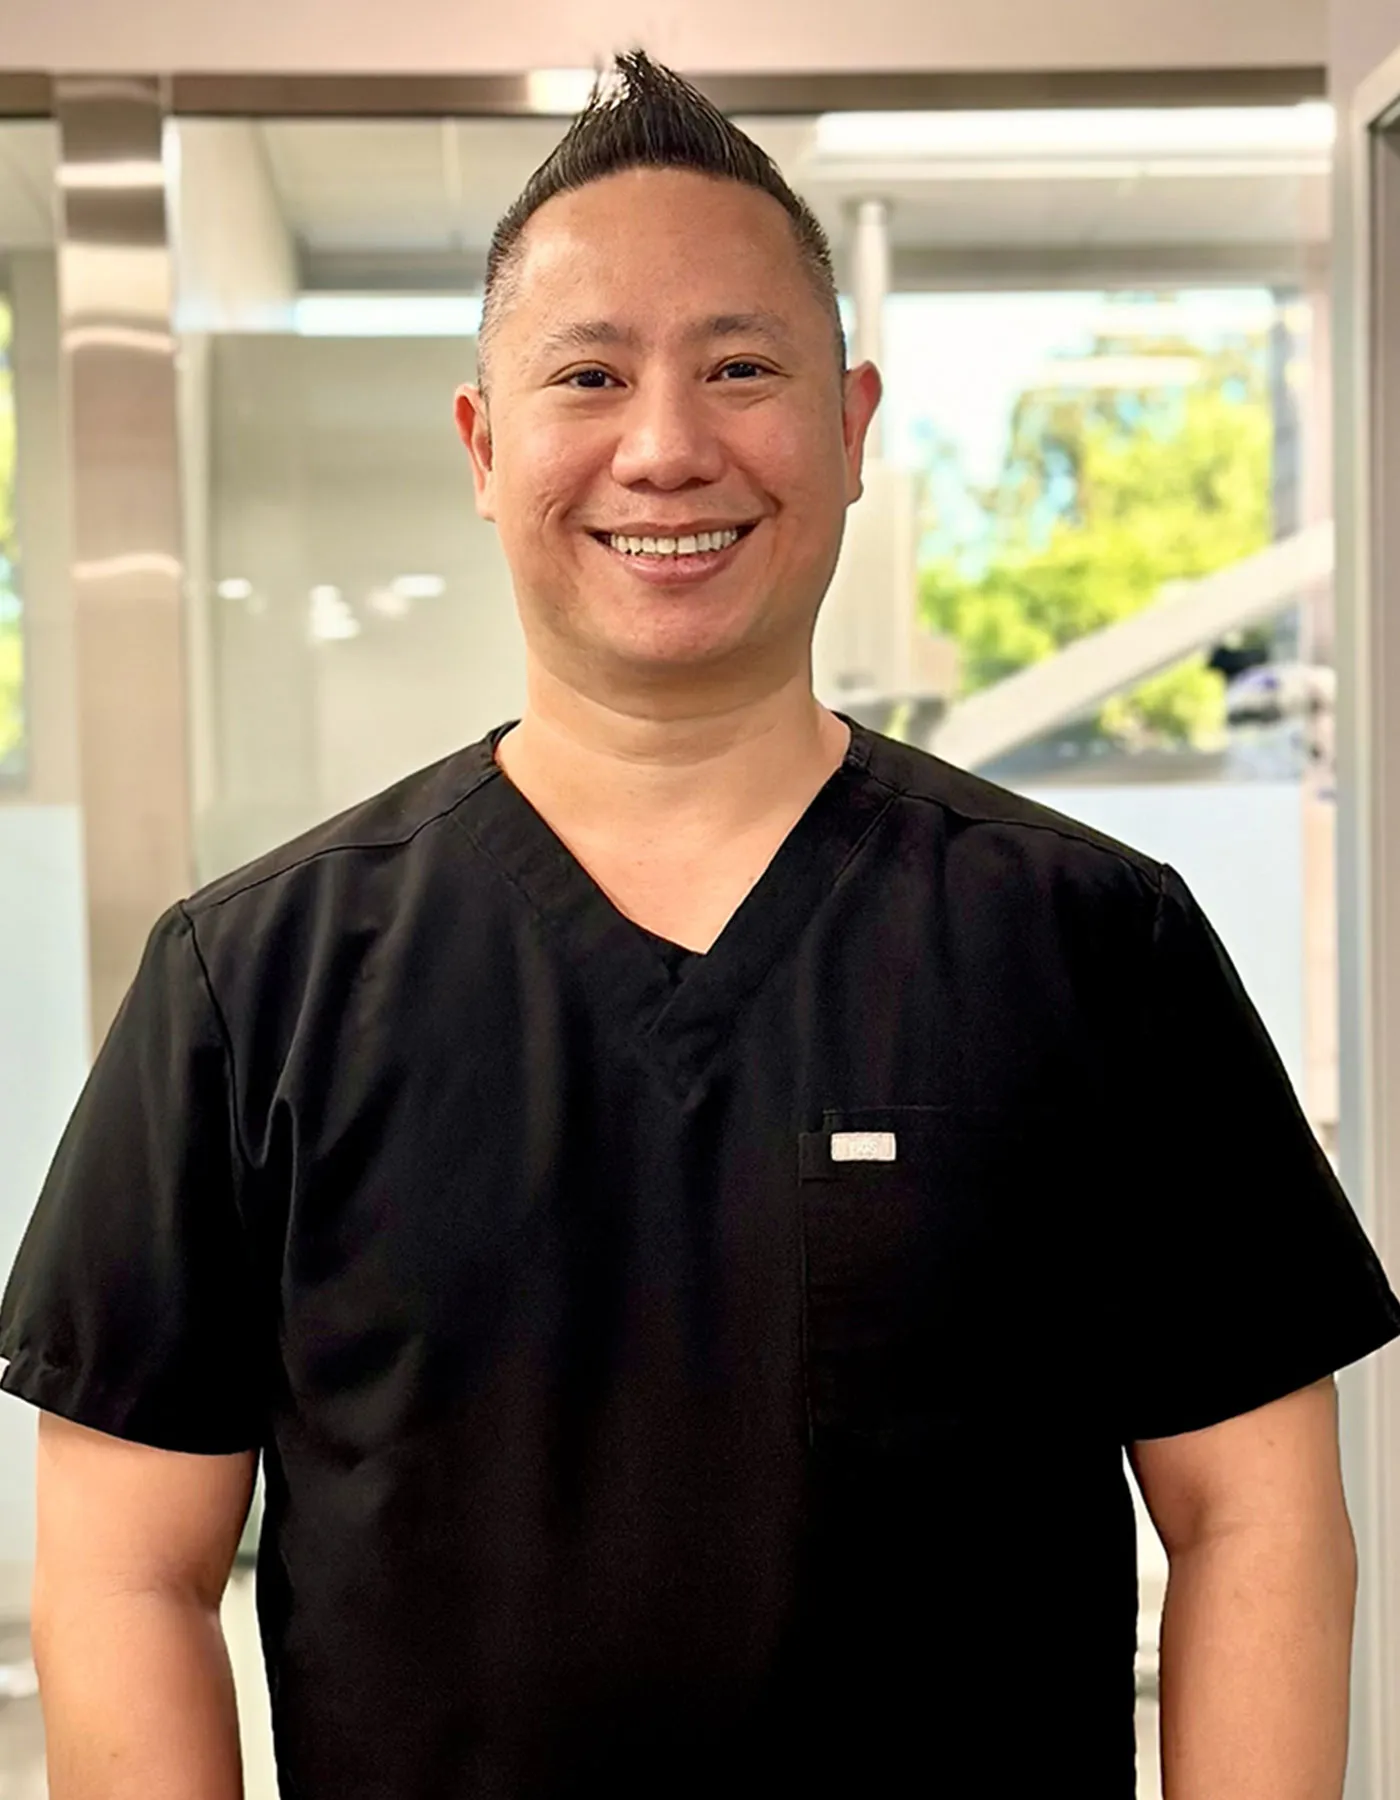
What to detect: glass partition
<box><xmin>171</xmin><ymin>118</ymin><xmax>538</xmax><ymax>884</ymax></box>
<box><xmin>0</xmin><ymin>289</ymin><xmax>18</xmax><ymax>779</ymax></box>
<box><xmin>0</xmin><ymin>110</ymin><xmax>74</xmax><ymax>1793</ymax></box>
<box><xmin>0</xmin><ymin>122</ymin><xmax>63</xmax><ymax>787</ymax></box>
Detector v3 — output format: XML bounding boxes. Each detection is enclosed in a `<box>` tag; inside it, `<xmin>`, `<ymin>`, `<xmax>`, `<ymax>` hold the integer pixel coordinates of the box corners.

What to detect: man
<box><xmin>1</xmin><ymin>52</ymin><xmax>1397</xmax><ymax>1800</ymax></box>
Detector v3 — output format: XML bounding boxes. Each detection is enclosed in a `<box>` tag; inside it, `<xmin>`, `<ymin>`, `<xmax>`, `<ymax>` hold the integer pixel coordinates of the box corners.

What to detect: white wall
<box><xmin>1018</xmin><ymin>781</ymin><xmax>1307</xmax><ymax>1093</ymax></box>
<box><xmin>0</xmin><ymin>0</ymin><xmax>1325</xmax><ymax>75</ymax></box>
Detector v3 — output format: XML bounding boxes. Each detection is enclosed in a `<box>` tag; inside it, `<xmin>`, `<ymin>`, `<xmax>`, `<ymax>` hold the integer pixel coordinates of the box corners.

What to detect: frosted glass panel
<box><xmin>186</xmin><ymin>332</ymin><xmax>524</xmax><ymax>882</ymax></box>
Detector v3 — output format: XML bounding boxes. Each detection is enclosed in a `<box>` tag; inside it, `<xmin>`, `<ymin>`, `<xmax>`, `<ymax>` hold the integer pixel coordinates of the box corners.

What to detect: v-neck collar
<box><xmin>450</xmin><ymin>714</ymin><xmax>898</xmax><ymax>1103</ymax></box>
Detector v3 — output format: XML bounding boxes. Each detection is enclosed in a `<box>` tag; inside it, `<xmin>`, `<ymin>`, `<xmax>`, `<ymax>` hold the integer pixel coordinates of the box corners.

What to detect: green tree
<box><xmin>0</xmin><ymin>296</ymin><xmax>22</xmax><ymax>770</ymax></box>
<box><xmin>920</xmin><ymin>336</ymin><xmax>1273</xmax><ymax>749</ymax></box>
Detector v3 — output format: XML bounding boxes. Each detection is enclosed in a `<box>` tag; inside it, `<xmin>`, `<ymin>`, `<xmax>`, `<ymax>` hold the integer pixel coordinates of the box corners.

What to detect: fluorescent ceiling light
<box><xmin>293</xmin><ymin>294</ymin><xmax>483</xmax><ymax>337</ymax></box>
<box><xmin>58</xmin><ymin>158</ymin><xmax>165</xmax><ymax>190</ymax></box>
<box><xmin>527</xmin><ymin>68</ymin><xmax>600</xmax><ymax>114</ymax></box>
<box><xmin>812</xmin><ymin>103</ymin><xmax>1335</xmax><ymax>162</ymax></box>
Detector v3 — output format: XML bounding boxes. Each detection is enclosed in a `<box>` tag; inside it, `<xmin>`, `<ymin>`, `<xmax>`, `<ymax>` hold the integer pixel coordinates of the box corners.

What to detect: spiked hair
<box><xmin>477</xmin><ymin>50</ymin><xmax>844</xmax><ymax>384</ymax></box>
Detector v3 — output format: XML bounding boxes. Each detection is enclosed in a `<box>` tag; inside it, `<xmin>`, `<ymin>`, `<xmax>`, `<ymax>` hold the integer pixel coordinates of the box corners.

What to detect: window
<box><xmin>884</xmin><ymin>286</ymin><xmax>1313</xmax><ymax>781</ymax></box>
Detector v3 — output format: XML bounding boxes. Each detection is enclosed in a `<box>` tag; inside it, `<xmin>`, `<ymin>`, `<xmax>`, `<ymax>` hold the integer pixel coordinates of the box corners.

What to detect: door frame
<box><xmin>1336</xmin><ymin>39</ymin><xmax>1400</xmax><ymax>1800</ymax></box>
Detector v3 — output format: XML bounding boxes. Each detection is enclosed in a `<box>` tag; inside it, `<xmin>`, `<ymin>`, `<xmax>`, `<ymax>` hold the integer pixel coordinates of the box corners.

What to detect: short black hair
<box><xmin>478</xmin><ymin>50</ymin><xmax>843</xmax><ymax>383</ymax></box>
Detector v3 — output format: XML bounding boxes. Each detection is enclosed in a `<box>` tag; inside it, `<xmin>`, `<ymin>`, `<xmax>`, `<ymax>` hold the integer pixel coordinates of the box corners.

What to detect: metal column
<box><xmin>850</xmin><ymin>198</ymin><xmax>889</xmax><ymax>455</ymax></box>
<box><xmin>54</xmin><ymin>77</ymin><xmax>191</xmax><ymax>1046</ymax></box>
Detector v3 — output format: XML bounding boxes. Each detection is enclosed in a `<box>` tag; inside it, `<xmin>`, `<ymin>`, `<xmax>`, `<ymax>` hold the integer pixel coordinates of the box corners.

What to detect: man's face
<box><xmin>456</xmin><ymin>167</ymin><xmax>881</xmax><ymax>698</ymax></box>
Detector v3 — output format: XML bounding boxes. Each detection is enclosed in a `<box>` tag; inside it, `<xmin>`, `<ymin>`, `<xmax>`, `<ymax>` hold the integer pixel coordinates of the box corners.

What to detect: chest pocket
<box><xmin>798</xmin><ymin>1105</ymin><xmax>1081</xmax><ymax>1443</ymax></box>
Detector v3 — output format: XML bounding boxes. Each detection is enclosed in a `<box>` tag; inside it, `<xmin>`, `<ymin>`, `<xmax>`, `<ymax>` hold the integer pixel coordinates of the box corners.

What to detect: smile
<box><xmin>590</xmin><ymin>523</ymin><xmax>757</xmax><ymax>559</ymax></box>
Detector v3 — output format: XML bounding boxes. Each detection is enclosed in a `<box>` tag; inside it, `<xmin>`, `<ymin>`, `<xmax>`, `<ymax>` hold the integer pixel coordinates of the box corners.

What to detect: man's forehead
<box><xmin>508</xmin><ymin>169</ymin><xmax>810</xmax><ymax>293</ymax></box>
<box><xmin>529</xmin><ymin>163</ymin><xmax>791</xmax><ymax>233</ymax></box>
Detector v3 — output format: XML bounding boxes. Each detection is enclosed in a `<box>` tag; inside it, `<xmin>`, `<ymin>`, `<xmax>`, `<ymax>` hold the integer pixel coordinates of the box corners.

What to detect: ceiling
<box><xmin>261</xmin><ymin>113</ymin><xmax>1333</xmax><ymax>284</ymax></box>
<box><xmin>0</xmin><ymin>111</ymin><xmax>1331</xmax><ymax>277</ymax></box>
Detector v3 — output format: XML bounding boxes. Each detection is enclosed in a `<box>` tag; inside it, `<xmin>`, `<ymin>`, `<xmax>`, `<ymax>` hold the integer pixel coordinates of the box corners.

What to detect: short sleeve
<box><xmin>1121</xmin><ymin>864</ymin><xmax>1400</xmax><ymax>1442</ymax></box>
<box><xmin>0</xmin><ymin>903</ymin><xmax>265</xmax><ymax>1453</ymax></box>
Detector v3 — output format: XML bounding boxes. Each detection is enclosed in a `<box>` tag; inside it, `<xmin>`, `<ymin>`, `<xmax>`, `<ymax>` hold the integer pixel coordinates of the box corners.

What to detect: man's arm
<box><xmin>31</xmin><ymin>1411</ymin><xmax>258</xmax><ymax>1800</ymax></box>
<box><xmin>1129</xmin><ymin>1377</ymin><xmax>1357</xmax><ymax>1800</ymax></box>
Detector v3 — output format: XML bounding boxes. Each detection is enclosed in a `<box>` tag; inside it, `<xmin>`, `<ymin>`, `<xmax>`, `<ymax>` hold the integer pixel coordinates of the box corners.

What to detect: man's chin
<box><xmin>580</xmin><ymin>615</ymin><xmax>781</xmax><ymax>687</ymax></box>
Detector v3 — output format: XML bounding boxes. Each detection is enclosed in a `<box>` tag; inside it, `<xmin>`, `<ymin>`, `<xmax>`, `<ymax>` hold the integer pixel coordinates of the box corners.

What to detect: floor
<box><xmin>0</xmin><ymin>1579</ymin><xmax>1166</xmax><ymax>1799</ymax></box>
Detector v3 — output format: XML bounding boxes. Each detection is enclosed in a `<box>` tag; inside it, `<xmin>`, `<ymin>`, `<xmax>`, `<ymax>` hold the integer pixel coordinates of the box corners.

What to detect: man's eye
<box><xmin>562</xmin><ymin>368</ymin><xmax>618</xmax><ymax>390</ymax></box>
<box><xmin>716</xmin><ymin>360</ymin><xmax>769</xmax><ymax>381</ymax></box>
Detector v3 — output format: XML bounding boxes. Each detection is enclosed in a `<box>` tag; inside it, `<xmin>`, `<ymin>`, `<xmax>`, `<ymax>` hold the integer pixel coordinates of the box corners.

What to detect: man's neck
<box><xmin>493</xmin><ymin>679</ymin><xmax>851</xmax><ymax>852</ymax></box>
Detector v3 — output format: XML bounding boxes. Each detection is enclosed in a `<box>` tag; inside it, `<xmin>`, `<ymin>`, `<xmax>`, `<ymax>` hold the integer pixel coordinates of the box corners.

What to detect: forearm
<box><xmin>32</xmin><ymin>1584</ymin><xmax>244</xmax><ymax>1800</ymax></box>
<box><xmin>1158</xmin><ymin>1523</ymin><xmax>1356</xmax><ymax>1799</ymax></box>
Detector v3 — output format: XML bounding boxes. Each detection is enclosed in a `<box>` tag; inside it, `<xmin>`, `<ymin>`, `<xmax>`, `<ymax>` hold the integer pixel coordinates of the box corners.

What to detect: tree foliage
<box><xmin>918</xmin><ymin>332</ymin><xmax>1274</xmax><ymax>749</ymax></box>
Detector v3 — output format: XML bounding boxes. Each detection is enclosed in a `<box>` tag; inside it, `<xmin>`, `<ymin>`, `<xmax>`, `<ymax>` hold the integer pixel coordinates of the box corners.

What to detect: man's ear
<box><xmin>454</xmin><ymin>384</ymin><xmax>496</xmax><ymax>521</ymax></box>
<box><xmin>841</xmin><ymin>361</ymin><xmax>883</xmax><ymax>505</ymax></box>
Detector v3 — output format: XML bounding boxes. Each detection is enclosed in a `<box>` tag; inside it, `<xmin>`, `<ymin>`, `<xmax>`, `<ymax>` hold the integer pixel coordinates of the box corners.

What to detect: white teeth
<box><xmin>605</xmin><ymin>527</ymin><xmax>743</xmax><ymax>557</ymax></box>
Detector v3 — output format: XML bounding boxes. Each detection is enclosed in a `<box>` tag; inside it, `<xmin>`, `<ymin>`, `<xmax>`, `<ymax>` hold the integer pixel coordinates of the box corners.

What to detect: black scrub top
<box><xmin>3</xmin><ymin>718</ymin><xmax>1398</xmax><ymax>1799</ymax></box>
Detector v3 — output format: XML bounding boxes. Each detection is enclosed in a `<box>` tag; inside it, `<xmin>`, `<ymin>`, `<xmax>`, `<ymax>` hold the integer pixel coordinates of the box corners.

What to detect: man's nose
<box><xmin>610</xmin><ymin>375</ymin><xmax>726</xmax><ymax>490</ymax></box>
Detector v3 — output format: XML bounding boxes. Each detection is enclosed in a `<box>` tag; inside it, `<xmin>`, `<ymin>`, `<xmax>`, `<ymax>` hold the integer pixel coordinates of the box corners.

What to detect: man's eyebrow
<box><xmin>535</xmin><ymin>319</ymin><xmax>639</xmax><ymax>360</ymax></box>
<box><xmin>694</xmin><ymin>312</ymin><xmax>795</xmax><ymax>348</ymax></box>
<box><xmin>532</xmin><ymin>312</ymin><xmax>797</xmax><ymax>363</ymax></box>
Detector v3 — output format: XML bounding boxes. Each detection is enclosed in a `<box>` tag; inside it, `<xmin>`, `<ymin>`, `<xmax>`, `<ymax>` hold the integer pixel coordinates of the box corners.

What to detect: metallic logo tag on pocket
<box><xmin>829</xmin><ymin>1130</ymin><xmax>898</xmax><ymax>1164</ymax></box>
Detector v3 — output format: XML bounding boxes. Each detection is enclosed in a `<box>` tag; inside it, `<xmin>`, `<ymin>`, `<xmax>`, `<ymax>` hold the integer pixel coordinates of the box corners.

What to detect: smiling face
<box><xmin>456</xmin><ymin>167</ymin><xmax>881</xmax><ymax>706</ymax></box>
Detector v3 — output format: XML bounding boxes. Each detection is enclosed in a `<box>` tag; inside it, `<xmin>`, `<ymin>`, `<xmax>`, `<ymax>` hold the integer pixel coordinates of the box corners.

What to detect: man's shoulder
<box><xmin>183</xmin><ymin>735</ymin><xmax>500</xmax><ymax>928</ymax></box>
<box><xmin>861</xmin><ymin>727</ymin><xmax>1163</xmax><ymax>894</ymax></box>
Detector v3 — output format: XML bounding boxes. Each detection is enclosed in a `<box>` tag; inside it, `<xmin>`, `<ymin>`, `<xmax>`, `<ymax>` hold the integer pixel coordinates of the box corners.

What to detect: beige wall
<box><xmin>1330</xmin><ymin>0</ymin><xmax>1400</xmax><ymax>96</ymax></box>
<box><xmin>0</xmin><ymin>0</ymin><xmax>1325</xmax><ymax>75</ymax></box>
